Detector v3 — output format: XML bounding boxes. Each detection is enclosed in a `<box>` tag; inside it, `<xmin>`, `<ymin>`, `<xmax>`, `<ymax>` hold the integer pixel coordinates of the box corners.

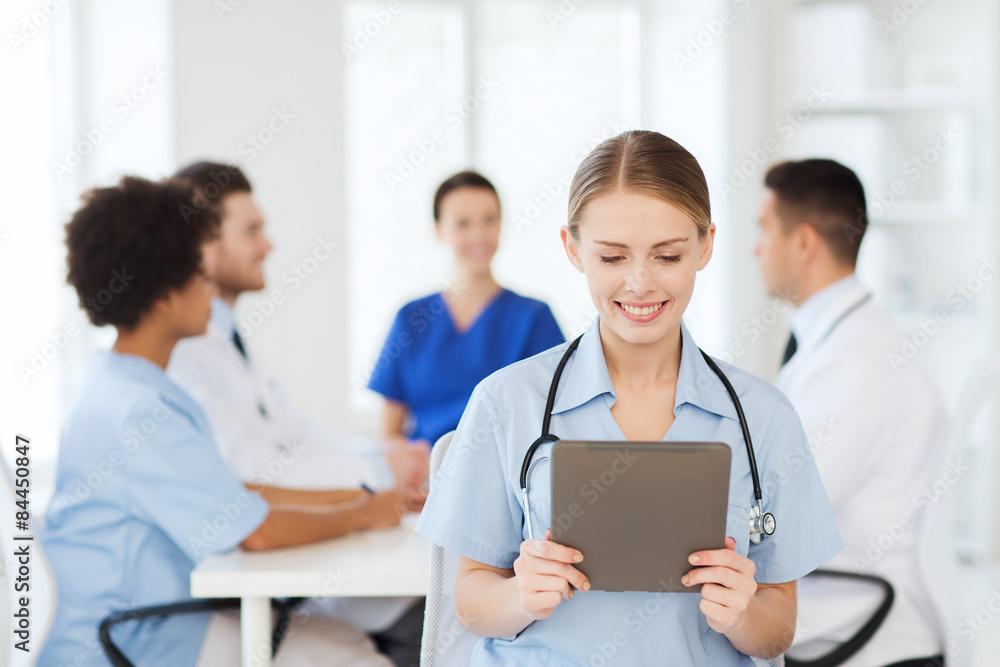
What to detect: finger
<box><xmin>688</xmin><ymin>546</ymin><xmax>752</xmax><ymax>574</ymax></box>
<box><xmin>522</xmin><ymin>572</ymin><xmax>575</xmax><ymax>600</ymax></box>
<box><xmin>529</xmin><ymin>559</ymin><xmax>591</xmax><ymax>592</ymax></box>
<box><xmin>682</xmin><ymin>565</ymin><xmax>743</xmax><ymax>590</ymax></box>
<box><xmin>697</xmin><ymin>582</ymin><xmax>745</xmax><ymax>609</ymax></box>
<box><xmin>405</xmin><ymin>492</ymin><xmax>427</xmax><ymax>511</ymax></box>
<box><xmin>526</xmin><ymin>590</ymin><xmax>564</xmax><ymax>615</ymax></box>
<box><xmin>725</xmin><ymin>536</ymin><xmax>735</xmax><ymax>551</ymax></box>
<box><xmin>697</xmin><ymin>597</ymin><xmax>735</xmax><ymax>631</ymax></box>
<box><xmin>545</xmin><ymin>528</ymin><xmax>551</xmax><ymax>541</ymax></box>
<box><xmin>525</xmin><ymin>537</ymin><xmax>584</xmax><ymax>565</ymax></box>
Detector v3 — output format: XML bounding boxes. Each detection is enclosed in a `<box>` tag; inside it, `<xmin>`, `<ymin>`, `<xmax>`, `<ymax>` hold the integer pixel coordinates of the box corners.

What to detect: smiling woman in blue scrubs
<box><xmin>369</xmin><ymin>171</ymin><xmax>564</xmax><ymax>446</ymax></box>
<box><xmin>41</xmin><ymin>176</ymin><xmax>411</xmax><ymax>667</ymax></box>
<box><xmin>415</xmin><ymin>132</ymin><xmax>842</xmax><ymax>666</ymax></box>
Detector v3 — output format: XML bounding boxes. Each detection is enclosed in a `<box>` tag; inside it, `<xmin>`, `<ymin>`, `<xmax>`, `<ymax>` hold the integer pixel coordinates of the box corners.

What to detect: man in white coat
<box><xmin>754</xmin><ymin>159</ymin><xmax>951</xmax><ymax>667</ymax></box>
<box><xmin>168</xmin><ymin>161</ymin><xmax>429</xmax><ymax>667</ymax></box>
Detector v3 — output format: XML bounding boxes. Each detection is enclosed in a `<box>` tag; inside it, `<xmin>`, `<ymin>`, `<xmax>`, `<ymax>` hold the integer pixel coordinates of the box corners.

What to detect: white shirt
<box><xmin>168</xmin><ymin>298</ymin><xmax>414</xmax><ymax>633</ymax></box>
<box><xmin>778</xmin><ymin>275</ymin><xmax>948</xmax><ymax>665</ymax></box>
<box><xmin>168</xmin><ymin>299</ymin><xmax>394</xmax><ymax>490</ymax></box>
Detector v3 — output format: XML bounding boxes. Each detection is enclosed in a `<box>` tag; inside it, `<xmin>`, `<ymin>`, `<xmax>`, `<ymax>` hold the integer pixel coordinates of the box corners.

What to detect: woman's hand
<box><xmin>512</xmin><ymin>528</ymin><xmax>590</xmax><ymax>621</ymax></box>
<box><xmin>361</xmin><ymin>489</ymin><xmax>408</xmax><ymax>529</ymax></box>
<box><xmin>682</xmin><ymin>536</ymin><xmax>758</xmax><ymax>635</ymax></box>
<box><xmin>384</xmin><ymin>438</ymin><xmax>431</xmax><ymax>489</ymax></box>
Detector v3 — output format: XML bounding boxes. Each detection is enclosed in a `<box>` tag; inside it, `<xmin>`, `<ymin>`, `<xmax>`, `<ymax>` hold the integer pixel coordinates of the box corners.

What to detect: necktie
<box><xmin>781</xmin><ymin>333</ymin><xmax>797</xmax><ymax>368</ymax></box>
<box><xmin>232</xmin><ymin>330</ymin><xmax>248</xmax><ymax>361</ymax></box>
<box><xmin>232</xmin><ymin>329</ymin><xmax>268</xmax><ymax>418</ymax></box>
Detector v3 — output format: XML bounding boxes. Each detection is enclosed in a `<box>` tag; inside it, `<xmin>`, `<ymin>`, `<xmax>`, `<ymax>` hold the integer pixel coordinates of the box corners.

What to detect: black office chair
<box><xmin>785</xmin><ymin>569</ymin><xmax>895</xmax><ymax>667</ymax></box>
<box><xmin>99</xmin><ymin>597</ymin><xmax>291</xmax><ymax>667</ymax></box>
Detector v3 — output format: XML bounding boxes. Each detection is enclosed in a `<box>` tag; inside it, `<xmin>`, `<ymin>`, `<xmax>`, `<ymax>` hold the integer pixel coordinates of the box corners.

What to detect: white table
<box><xmin>191</xmin><ymin>515</ymin><xmax>428</xmax><ymax>667</ymax></box>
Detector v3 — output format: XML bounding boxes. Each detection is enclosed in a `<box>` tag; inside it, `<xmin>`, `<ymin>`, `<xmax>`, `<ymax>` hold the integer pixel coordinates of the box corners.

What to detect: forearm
<box><xmin>725</xmin><ymin>585</ymin><xmax>796</xmax><ymax>659</ymax></box>
<box><xmin>242</xmin><ymin>499</ymin><xmax>372</xmax><ymax>550</ymax></box>
<box><xmin>455</xmin><ymin>568</ymin><xmax>534</xmax><ymax>638</ymax></box>
<box><xmin>382</xmin><ymin>400</ymin><xmax>408</xmax><ymax>438</ymax></box>
<box><xmin>246</xmin><ymin>483</ymin><xmax>364</xmax><ymax>506</ymax></box>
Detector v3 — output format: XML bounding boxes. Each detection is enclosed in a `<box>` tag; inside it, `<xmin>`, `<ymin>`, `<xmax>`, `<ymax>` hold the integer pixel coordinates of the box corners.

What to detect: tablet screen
<box><xmin>550</xmin><ymin>440</ymin><xmax>731</xmax><ymax>593</ymax></box>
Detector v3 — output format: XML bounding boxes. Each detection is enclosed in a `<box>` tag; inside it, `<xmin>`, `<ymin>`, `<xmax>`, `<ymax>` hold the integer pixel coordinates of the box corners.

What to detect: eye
<box><xmin>657</xmin><ymin>255</ymin><xmax>683</xmax><ymax>264</ymax></box>
<box><xmin>600</xmin><ymin>256</ymin><xmax>625</xmax><ymax>264</ymax></box>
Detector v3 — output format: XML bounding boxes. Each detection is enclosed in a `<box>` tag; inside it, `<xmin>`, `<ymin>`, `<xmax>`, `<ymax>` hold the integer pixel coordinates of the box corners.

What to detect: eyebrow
<box><xmin>593</xmin><ymin>237</ymin><xmax>689</xmax><ymax>249</ymax></box>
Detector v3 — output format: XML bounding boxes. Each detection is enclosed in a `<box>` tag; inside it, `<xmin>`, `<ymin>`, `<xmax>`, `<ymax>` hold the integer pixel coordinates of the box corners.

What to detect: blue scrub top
<box><xmin>40</xmin><ymin>352</ymin><xmax>269</xmax><ymax>667</ymax></box>
<box><xmin>368</xmin><ymin>288</ymin><xmax>564</xmax><ymax>444</ymax></box>
<box><xmin>416</xmin><ymin>318</ymin><xmax>842</xmax><ymax>667</ymax></box>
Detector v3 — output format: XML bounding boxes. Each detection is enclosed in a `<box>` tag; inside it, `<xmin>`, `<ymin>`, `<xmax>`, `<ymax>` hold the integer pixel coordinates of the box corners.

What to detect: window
<box><xmin>344</xmin><ymin>0</ymin><xmax>730</xmax><ymax>409</ymax></box>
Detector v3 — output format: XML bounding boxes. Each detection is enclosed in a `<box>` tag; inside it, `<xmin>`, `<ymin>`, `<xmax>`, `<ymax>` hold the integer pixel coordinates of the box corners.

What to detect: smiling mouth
<box><xmin>615</xmin><ymin>300</ymin><xmax>668</xmax><ymax>319</ymax></box>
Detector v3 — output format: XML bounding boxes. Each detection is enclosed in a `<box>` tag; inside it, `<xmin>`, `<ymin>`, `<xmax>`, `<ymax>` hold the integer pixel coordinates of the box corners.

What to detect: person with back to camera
<box><xmin>368</xmin><ymin>170</ymin><xmax>565</xmax><ymax>448</ymax></box>
<box><xmin>41</xmin><ymin>175</ymin><xmax>420</xmax><ymax>667</ymax></box>
<box><xmin>754</xmin><ymin>158</ymin><xmax>950</xmax><ymax>667</ymax></box>
<box><xmin>414</xmin><ymin>131</ymin><xmax>843</xmax><ymax>665</ymax></box>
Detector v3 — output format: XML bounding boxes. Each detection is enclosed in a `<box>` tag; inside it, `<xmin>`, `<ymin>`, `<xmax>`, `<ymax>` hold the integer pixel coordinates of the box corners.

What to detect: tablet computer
<box><xmin>550</xmin><ymin>441</ymin><xmax>731</xmax><ymax>593</ymax></box>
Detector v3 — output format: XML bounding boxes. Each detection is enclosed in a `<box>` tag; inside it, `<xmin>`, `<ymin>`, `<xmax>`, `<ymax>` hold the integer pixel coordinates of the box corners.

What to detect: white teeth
<box><xmin>621</xmin><ymin>302</ymin><xmax>663</xmax><ymax>316</ymax></box>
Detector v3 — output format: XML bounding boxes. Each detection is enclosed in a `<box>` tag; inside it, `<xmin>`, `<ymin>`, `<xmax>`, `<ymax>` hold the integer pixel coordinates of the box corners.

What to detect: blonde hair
<box><xmin>567</xmin><ymin>130</ymin><xmax>711</xmax><ymax>239</ymax></box>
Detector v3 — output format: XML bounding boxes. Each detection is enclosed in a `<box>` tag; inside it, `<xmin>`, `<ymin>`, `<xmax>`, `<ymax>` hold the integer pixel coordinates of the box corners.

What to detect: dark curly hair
<box><xmin>65</xmin><ymin>176</ymin><xmax>220</xmax><ymax>328</ymax></box>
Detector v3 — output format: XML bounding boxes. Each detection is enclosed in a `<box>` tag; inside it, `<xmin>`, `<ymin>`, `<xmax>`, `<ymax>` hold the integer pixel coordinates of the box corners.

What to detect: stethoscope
<box><xmin>519</xmin><ymin>333</ymin><xmax>777</xmax><ymax>545</ymax></box>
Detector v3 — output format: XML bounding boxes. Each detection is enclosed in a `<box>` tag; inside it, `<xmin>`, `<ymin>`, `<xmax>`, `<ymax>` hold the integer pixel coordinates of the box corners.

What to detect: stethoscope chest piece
<box><xmin>749</xmin><ymin>503</ymin><xmax>776</xmax><ymax>544</ymax></box>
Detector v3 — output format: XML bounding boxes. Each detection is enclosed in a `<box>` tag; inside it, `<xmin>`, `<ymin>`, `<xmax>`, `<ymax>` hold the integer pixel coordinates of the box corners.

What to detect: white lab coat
<box><xmin>168</xmin><ymin>299</ymin><xmax>414</xmax><ymax>632</ymax></box>
<box><xmin>778</xmin><ymin>275</ymin><xmax>949</xmax><ymax>665</ymax></box>
<box><xmin>168</xmin><ymin>300</ymin><xmax>393</xmax><ymax>490</ymax></box>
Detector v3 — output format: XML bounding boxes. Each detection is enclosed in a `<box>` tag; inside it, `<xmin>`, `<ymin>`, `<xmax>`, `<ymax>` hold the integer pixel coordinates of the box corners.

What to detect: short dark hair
<box><xmin>764</xmin><ymin>159</ymin><xmax>868</xmax><ymax>266</ymax></box>
<box><xmin>174</xmin><ymin>161</ymin><xmax>252</xmax><ymax>208</ymax></box>
<box><xmin>432</xmin><ymin>170</ymin><xmax>499</xmax><ymax>223</ymax></box>
<box><xmin>65</xmin><ymin>176</ymin><xmax>219</xmax><ymax>329</ymax></box>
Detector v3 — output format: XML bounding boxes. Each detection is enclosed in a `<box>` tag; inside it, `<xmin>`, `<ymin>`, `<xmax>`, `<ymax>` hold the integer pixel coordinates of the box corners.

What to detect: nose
<box><xmin>626</xmin><ymin>263</ymin><xmax>654</xmax><ymax>296</ymax></box>
<box><xmin>471</xmin><ymin>222</ymin><xmax>494</xmax><ymax>245</ymax></box>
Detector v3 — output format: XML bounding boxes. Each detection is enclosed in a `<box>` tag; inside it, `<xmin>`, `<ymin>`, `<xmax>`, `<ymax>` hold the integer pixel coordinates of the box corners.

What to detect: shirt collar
<box><xmin>210</xmin><ymin>297</ymin><xmax>236</xmax><ymax>336</ymax></box>
<box><xmin>550</xmin><ymin>317</ymin><xmax>738</xmax><ymax>422</ymax></box>
<box><xmin>98</xmin><ymin>349</ymin><xmax>170</xmax><ymax>385</ymax></box>
<box><xmin>98</xmin><ymin>350</ymin><xmax>193</xmax><ymax>405</ymax></box>
<box><xmin>791</xmin><ymin>274</ymin><xmax>870</xmax><ymax>353</ymax></box>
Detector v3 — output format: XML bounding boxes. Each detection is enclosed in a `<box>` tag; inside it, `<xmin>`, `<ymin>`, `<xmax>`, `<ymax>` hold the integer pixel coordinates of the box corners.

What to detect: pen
<box><xmin>360</xmin><ymin>483</ymin><xmax>376</xmax><ymax>495</ymax></box>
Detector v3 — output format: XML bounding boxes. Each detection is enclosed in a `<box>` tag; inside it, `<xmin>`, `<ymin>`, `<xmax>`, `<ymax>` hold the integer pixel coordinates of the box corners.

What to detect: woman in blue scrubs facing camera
<box><xmin>415</xmin><ymin>131</ymin><xmax>842</xmax><ymax>666</ymax></box>
<box><xmin>368</xmin><ymin>171</ymin><xmax>564</xmax><ymax>446</ymax></box>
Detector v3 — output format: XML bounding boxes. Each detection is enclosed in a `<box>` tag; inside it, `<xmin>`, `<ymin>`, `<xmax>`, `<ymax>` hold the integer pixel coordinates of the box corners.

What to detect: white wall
<box><xmin>174</xmin><ymin>0</ymin><xmax>351</xmax><ymax>427</ymax></box>
<box><xmin>718</xmin><ymin>1</ymin><xmax>790</xmax><ymax>380</ymax></box>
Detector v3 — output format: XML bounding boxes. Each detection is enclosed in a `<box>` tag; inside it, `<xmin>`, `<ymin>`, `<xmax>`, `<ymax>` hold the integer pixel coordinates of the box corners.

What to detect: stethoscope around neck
<box><xmin>519</xmin><ymin>333</ymin><xmax>776</xmax><ymax>544</ymax></box>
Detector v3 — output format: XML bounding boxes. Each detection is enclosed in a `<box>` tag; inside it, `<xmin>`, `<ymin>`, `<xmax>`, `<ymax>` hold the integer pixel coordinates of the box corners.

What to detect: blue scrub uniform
<box><xmin>40</xmin><ymin>352</ymin><xmax>269</xmax><ymax>667</ymax></box>
<box><xmin>415</xmin><ymin>318</ymin><xmax>842</xmax><ymax>667</ymax></box>
<box><xmin>368</xmin><ymin>289</ymin><xmax>564</xmax><ymax>444</ymax></box>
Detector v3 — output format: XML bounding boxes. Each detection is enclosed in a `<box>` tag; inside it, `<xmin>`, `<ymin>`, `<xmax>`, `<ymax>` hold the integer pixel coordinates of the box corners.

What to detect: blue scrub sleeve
<box><xmin>367</xmin><ymin>308</ymin><xmax>408</xmax><ymax>403</ymax></box>
<box><xmin>747</xmin><ymin>408</ymin><xmax>843</xmax><ymax>584</ymax></box>
<box><xmin>415</xmin><ymin>383</ymin><xmax>525</xmax><ymax>569</ymax></box>
<box><xmin>525</xmin><ymin>304</ymin><xmax>565</xmax><ymax>356</ymax></box>
<box><xmin>125</xmin><ymin>404</ymin><xmax>270</xmax><ymax>563</ymax></box>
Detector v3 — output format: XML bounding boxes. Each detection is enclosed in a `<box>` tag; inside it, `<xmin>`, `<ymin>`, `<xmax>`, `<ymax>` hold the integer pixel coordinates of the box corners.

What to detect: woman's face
<box><xmin>436</xmin><ymin>187</ymin><xmax>501</xmax><ymax>273</ymax></box>
<box><xmin>562</xmin><ymin>189</ymin><xmax>715</xmax><ymax>347</ymax></box>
